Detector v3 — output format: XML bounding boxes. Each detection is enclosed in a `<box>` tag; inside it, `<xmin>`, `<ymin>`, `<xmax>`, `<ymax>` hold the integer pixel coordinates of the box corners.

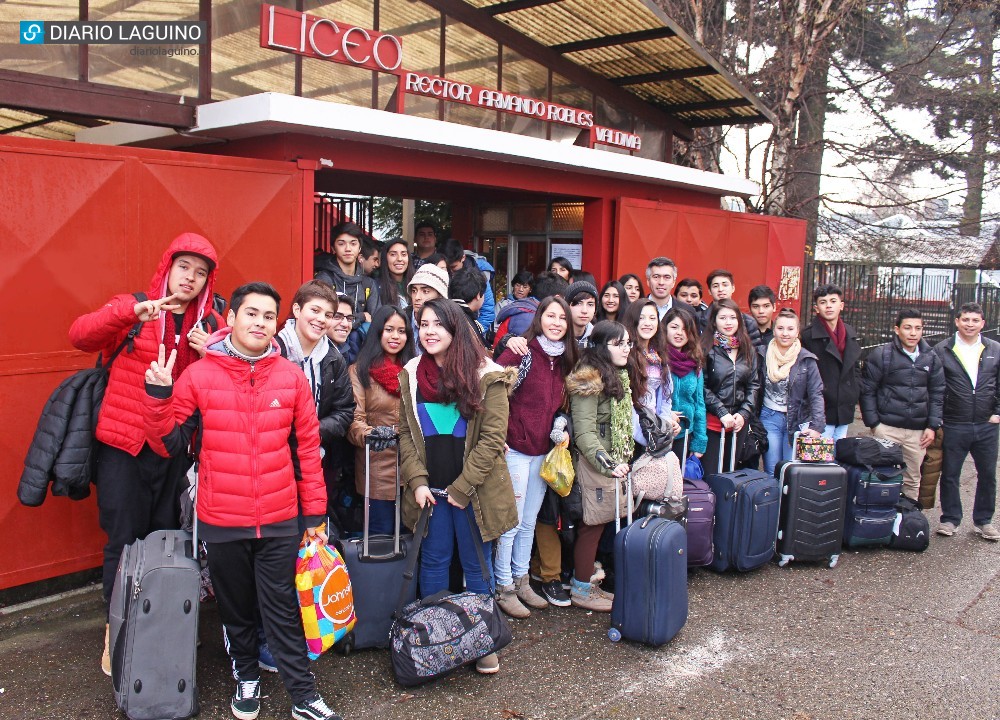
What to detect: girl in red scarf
<box><xmin>348</xmin><ymin>306</ymin><xmax>415</xmax><ymax>534</ymax></box>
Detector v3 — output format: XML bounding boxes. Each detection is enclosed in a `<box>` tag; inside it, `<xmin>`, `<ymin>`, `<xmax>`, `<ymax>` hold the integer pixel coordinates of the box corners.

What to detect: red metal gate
<box><xmin>0</xmin><ymin>137</ymin><xmax>313</xmax><ymax>590</ymax></box>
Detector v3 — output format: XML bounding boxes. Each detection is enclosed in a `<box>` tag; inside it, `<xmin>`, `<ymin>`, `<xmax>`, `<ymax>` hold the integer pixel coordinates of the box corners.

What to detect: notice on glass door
<box><xmin>550</xmin><ymin>243</ymin><xmax>583</xmax><ymax>271</ymax></box>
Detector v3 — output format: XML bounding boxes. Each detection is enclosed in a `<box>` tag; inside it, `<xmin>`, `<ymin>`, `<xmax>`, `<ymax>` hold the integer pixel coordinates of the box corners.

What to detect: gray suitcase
<box><xmin>109</xmin><ymin>525</ymin><xmax>200</xmax><ymax>720</ymax></box>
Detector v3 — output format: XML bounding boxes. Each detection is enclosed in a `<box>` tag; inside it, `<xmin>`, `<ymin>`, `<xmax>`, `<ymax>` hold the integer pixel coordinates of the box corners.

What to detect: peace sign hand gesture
<box><xmin>134</xmin><ymin>293</ymin><xmax>181</xmax><ymax>323</ymax></box>
<box><xmin>145</xmin><ymin>344</ymin><xmax>177</xmax><ymax>386</ymax></box>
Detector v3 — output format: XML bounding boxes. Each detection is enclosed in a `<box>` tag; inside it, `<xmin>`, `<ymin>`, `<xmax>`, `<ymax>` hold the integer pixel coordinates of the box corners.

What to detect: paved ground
<box><xmin>1</xmin><ymin>458</ymin><xmax>997</xmax><ymax>720</ymax></box>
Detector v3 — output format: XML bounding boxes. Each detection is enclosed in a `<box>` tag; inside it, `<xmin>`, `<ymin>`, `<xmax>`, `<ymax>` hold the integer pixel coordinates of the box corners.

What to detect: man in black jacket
<box><xmin>800</xmin><ymin>284</ymin><xmax>862</xmax><ymax>440</ymax></box>
<box><xmin>933</xmin><ymin>302</ymin><xmax>1000</xmax><ymax>541</ymax></box>
<box><xmin>860</xmin><ymin>308</ymin><xmax>945</xmax><ymax>502</ymax></box>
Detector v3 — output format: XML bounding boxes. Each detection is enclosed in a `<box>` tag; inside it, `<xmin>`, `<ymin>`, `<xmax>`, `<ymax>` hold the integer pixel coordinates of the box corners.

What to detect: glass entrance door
<box><xmin>512</xmin><ymin>236</ymin><xmax>548</xmax><ymax>280</ymax></box>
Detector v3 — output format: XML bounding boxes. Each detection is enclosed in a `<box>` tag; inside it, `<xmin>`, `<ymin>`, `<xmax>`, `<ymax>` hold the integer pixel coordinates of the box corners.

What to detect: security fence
<box><xmin>802</xmin><ymin>262</ymin><xmax>1000</xmax><ymax>356</ymax></box>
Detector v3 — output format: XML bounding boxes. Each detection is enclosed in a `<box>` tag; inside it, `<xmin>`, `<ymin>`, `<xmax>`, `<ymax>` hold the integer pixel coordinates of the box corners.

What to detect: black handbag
<box><xmin>835</xmin><ymin>436</ymin><xmax>904</xmax><ymax>467</ymax></box>
<box><xmin>389</xmin><ymin>506</ymin><xmax>512</xmax><ymax>687</ymax></box>
<box><xmin>888</xmin><ymin>496</ymin><xmax>930</xmax><ymax>552</ymax></box>
<box><xmin>737</xmin><ymin>417</ymin><xmax>769</xmax><ymax>464</ymax></box>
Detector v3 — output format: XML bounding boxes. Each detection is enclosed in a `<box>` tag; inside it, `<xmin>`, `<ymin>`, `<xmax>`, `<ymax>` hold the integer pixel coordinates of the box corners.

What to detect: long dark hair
<box><xmin>620</xmin><ymin>299</ymin><xmax>669</xmax><ymax>407</ymax></box>
<box><xmin>417</xmin><ymin>298</ymin><xmax>488</xmax><ymax>417</ymax></box>
<box><xmin>355</xmin><ymin>305</ymin><xmax>414</xmax><ymax>389</ymax></box>
<box><xmin>663</xmin><ymin>308</ymin><xmax>704</xmax><ymax>369</ymax></box>
<box><xmin>700</xmin><ymin>298</ymin><xmax>754</xmax><ymax>364</ymax></box>
<box><xmin>376</xmin><ymin>238</ymin><xmax>414</xmax><ymax>308</ymax></box>
<box><xmin>618</xmin><ymin>273</ymin><xmax>644</xmax><ymax>297</ymax></box>
<box><xmin>597</xmin><ymin>280</ymin><xmax>630</xmax><ymax>322</ymax></box>
<box><xmin>522</xmin><ymin>296</ymin><xmax>579</xmax><ymax>375</ymax></box>
<box><xmin>577</xmin><ymin>320</ymin><xmax>628</xmax><ymax>401</ymax></box>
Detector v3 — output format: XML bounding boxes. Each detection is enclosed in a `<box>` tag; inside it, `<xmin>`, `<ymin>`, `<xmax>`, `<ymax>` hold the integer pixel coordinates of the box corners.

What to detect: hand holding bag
<box><xmin>295</xmin><ymin>526</ymin><xmax>357</xmax><ymax>660</ymax></box>
<box><xmin>390</xmin><ymin>506</ymin><xmax>512</xmax><ymax>687</ymax></box>
<box><xmin>539</xmin><ymin>438</ymin><xmax>575</xmax><ymax>497</ymax></box>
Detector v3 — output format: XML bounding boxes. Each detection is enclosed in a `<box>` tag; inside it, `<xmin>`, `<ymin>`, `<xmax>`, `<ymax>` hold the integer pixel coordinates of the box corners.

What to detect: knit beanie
<box><xmin>564</xmin><ymin>281</ymin><xmax>598</xmax><ymax>305</ymax></box>
<box><xmin>408</xmin><ymin>264</ymin><xmax>450</xmax><ymax>299</ymax></box>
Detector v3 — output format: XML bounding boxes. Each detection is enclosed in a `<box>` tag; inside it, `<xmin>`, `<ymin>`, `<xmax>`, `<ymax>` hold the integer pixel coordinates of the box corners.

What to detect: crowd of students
<box><xmin>69</xmin><ymin>223</ymin><xmax>1000</xmax><ymax>720</ymax></box>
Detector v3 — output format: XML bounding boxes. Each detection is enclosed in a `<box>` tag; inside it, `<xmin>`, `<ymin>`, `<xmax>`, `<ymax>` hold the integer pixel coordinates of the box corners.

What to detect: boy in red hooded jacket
<box><xmin>144</xmin><ymin>282</ymin><xmax>342</xmax><ymax>720</ymax></box>
<box><xmin>69</xmin><ymin>232</ymin><xmax>221</xmax><ymax>675</ymax></box>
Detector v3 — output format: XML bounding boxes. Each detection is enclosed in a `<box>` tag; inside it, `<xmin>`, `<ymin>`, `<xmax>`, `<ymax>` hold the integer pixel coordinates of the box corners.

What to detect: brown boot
<box><xmin>101</xmin><ymin>623</ymin><xmax>111</xmax><ymax>677</ymax></box>
<box><xmin>496</xmin><ymin>584</ymin><xmax>530</xmax><ymax>618</ymax></box>
<box><xmin>570</xmin><ymin>580</ymin><xmax>612</xmax><ymax>612</ymax></box>
<box><xmin>514</xmin><ymin>575</ymin><xmax>547</xmax><ymax>610</ymax></box>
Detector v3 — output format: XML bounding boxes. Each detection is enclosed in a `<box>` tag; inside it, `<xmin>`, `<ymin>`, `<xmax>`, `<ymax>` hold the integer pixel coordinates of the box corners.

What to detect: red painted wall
<box><xmin>0</xmin><ymin>137</ymin><xmax>311</xmax><ymax>590</ymax></box>
<box><xmin>614</xmin><ymin>198</ymin><xmax>807</xmax><ymax>311</ymax></box>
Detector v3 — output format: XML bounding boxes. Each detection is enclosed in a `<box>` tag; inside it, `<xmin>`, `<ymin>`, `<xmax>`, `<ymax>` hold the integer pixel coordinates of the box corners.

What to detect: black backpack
<box><xmin>888</xmin><ymin>496</ymin><xmax>930</xmax><ymax>552</ymax></box>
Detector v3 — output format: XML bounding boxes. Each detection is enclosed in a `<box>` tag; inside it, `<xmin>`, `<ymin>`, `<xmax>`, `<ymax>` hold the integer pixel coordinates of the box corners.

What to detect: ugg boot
<box><xmin>569</xmin><ymin>578</ymin><xmax>612</xmax><ymax>612</ymax></box>
<box><xmin>514</xmin><ymin>575</ymin><xmax>547</xmax><ymax>610</ymax></box>
<box><xmin>496</xmin><ymin>584</ymin><xmax>530</xmax><ymax>618</ymax></box>
<box><xmin>101</xmin><ymin>623</ymin><xmax>111</xmax><ymax>677</ymax></box>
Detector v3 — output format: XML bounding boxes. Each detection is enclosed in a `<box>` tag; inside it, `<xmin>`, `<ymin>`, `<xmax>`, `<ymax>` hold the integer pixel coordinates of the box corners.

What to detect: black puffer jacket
<box><xmin>18</xmin><ymin>368</ymin><xmax>105</xmax><ymax>506</ymax></box>
<box><xmin>860</xmin><ymin>337</ymin><xmax>945</xmax><ymax>430</ymax></box>
<box><xmin>933</xmin><ymin>335</ymin><xmax>1000</xmax><ymax>424</ymax></box>
<box><xmin>800</xmin><ymin>316</ymin><xmax>862</xmax><ymax>426</ymax></box>
<box><xmin>703</xmin><ymin>345</ymin><xmax>760</xmax><ymax>422</ymax></box>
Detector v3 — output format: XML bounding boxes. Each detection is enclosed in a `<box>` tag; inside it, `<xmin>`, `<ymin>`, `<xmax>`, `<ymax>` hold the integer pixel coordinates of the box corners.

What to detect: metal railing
<box><xmin>314</xmin><ymin>195</ymin><xmax>375</xmax><ymax>253</ymax></box>
<box><xmin>802</xmin><ymin>262</ymin><xmax>1000</xmax><ymax>356</ymax></box>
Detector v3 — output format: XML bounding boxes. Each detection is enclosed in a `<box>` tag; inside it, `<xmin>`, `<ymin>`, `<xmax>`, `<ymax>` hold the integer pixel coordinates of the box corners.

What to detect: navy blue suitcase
<box><xmin>337</xmin><ymin>442</ymin><xmax>416</xmax><ymax>652</ymax></box>
<box><xmin>704</xmin><ymin>430</ymin><xmax>780</xmax><ymax>572</ymax></box>
<box><xmin>774</xmin><ymin>461</ymin><xmax>848</xmax><ymax>568</ymax></box>
<box><xmin>609</xmin><ymin>471</ymin><xmax>687</xmax><ymax>646</ymax></box>
<box><xmin>842</xmin><ymin>464</ymin><xmax>903</xmax><ymax>548</ymax></box>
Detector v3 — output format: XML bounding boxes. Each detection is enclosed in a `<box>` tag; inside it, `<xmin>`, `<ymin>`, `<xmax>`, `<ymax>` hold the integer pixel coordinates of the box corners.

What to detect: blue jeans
<box><xmin>494</xmin><ymin>449</ymin><xmax>548</xmax><ymax>587</ymax></box>
<box><xmin>823</xmin><ymin>424</ymin><xmax>849</xmax><ymax>440</ymax></box>
<box><xmin>939</xmin><ymin>422</ymin><xmax>998</xmax><ymax>526</ymax></box>
<box><xmin>366</xmin><ymin>498</ymin><xmax>396</xmax><ymax>536</ymax></box>
<box><xmin>760</xmin><ymin>406</ymin><xmax>793</xmax><ymax>475</ymax></box>
<box><xmin>419</xmin><ymin>500</ymin><xmax>494</xmax><ymax>597</ymax></box>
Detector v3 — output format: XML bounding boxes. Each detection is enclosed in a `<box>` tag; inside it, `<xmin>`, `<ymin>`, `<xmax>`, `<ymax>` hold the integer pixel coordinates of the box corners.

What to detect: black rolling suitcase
<box><xmin>609</xmin><ymin>461</ymin><xmax>688</xmax><ymax>646</ymax></box>
<box><xmin>337</xmin><ymin>437</ymin><xmax>416</xmax><ymax>652</ymax></box>
<box><xmin>109</xmin><ymin>525</ymin><xmax>200</xmax><ymax>720</ymax></box>
<box><xmin>774</xmin><ymin>460</ymin><xmax>848</xmax><ymax>568</ymax></box>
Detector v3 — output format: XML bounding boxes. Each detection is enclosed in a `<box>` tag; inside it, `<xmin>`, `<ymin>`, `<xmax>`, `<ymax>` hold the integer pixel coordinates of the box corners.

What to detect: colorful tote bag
<box><xmin>296</xmin><ymin>535</ymin><xmax>356</xmax><ymax>660</ymax></box>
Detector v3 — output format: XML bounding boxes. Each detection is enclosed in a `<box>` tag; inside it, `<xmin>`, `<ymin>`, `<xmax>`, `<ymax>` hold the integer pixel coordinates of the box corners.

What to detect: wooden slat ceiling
<box><xmin>0</xmin><ymin>0</ymin><xmax>771</xmax><ymax>140</ymax></box>
<box><xmin>465</xmin><ymin>0</ymin><xmax>773</xmax><ymax>127</ymax></box>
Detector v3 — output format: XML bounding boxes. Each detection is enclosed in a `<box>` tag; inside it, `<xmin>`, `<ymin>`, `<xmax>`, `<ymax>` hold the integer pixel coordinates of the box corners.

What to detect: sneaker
<box><xmin>974</xmin><ymin>523</ymin><xmax>1000</xmax><ymax>541</ymax></box>
<box><xmin>101</xmin><ymin>623</ymin><xmax>111</xmax><ymax>677</ymax></box>
<box><xmin>257</xmin><ymin>642</ymin><xmax>278</xmax><ymax>673</ymax></box>
<box><xmin>570</xmin><ymin>580</ymin><xmax>612</xmax><ymax>613</ymax></box>
<box><xmin>475</xmin><ymin>652</ymin><xmax>500</xmax><ymax>674</ymax></box>
<box><xmin>540</xmin><ymin>579</ymin><xmax>571</xmax><ymax>607</ymax></box>
<box><xmin>937</xmin><ymin>521</ymin><xmax>956</xmax><ymax>537</ymax></box>
<box><xmin>496</xmin><ymin>584</ymin><xmax>530</xmax><ymax>618</ymax></box>
<box><xmin>591</xmin><ymin>583</ymin><xmax>615</xmax><ymax>602</ymax></box>
<box><xmin>514</xmin><ymin>575</ymin><xmax>547</xmax><ymax>610</ymax></box>
<box><xmin>230</xmin><ymin>679</ymin><xmax>261</xmax><ymax>720</ymax></box>
<box><xmin>291</xmin><ymin>693</ymin><xmax>343</xmax><ymax>720</ymax></box>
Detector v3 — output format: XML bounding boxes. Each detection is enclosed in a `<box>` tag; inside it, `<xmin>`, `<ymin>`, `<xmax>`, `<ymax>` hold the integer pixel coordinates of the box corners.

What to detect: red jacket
<box><xmin>143</xmin><ymin>330</ymin><xmax>326</xmax><ymax>533</ymax></box>
<box><xmin>69</xmin><ymin>233</ymin><xmax>221</xmax><ymax>456</ymax></box>
<box><xmin>497</xmin><ymin>339</ymin><xmax>567</xmax><ymax>456</ymax></box>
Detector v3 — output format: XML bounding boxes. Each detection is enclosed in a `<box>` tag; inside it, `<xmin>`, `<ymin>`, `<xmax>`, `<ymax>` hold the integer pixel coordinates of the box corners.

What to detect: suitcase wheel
<box><xmin>829</xmin><ymin>555</ymin><xmax>839</xmax><ymax>569</ymax></box>
<box><xmin>607</xmin><ymin>628</ymin><xmax>622</xmax><ymax>643</ymax></box>
<box><xmin>335</xmin><ymin>631</ymin><xmax>354</xmax><ymax>656</ymax></box>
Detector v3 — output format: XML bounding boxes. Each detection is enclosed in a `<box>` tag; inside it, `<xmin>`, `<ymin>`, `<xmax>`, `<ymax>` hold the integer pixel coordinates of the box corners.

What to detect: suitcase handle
<box><xmin>717</xmin><ymin>426</ymin><xmax>738</xmax><ymax>474</ymax></box>
<box><xmin>362</xmin><ymin>439</ymin><xmax>404</xmax><ymax>561</ymax></box>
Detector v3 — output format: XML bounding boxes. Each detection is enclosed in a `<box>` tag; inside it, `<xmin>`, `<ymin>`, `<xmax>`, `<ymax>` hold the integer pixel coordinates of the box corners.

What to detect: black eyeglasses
<box><xmin>332</xmin><ymin>312</ymin><xmax>355</xmax><ymax>324</ymax></box>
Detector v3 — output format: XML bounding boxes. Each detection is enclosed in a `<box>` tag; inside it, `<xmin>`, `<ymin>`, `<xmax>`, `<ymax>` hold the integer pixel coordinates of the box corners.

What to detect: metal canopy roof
<box><xmin>463</xmin><ymin>0</ymin><xmax>775</xmax><ymax>128</ymax></box>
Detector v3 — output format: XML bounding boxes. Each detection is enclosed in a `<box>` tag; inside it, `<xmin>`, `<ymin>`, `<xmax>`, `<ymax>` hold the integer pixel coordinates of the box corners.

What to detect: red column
<box><xmin>582</xmin><ymin>197</ymin><xmax>614</xmax><ymax>286</ymax></box>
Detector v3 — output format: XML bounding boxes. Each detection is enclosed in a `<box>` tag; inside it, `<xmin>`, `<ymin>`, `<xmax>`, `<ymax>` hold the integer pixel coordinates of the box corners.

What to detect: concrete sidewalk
<box><xmin>1</xmin><ymin>462</ymin><xmax>997</xmax><ymax>720</ymax></box>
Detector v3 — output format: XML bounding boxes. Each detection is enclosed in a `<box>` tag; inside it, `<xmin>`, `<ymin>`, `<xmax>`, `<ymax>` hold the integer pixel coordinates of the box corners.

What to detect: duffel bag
<box><xmin>835</xmin><ymin>436</ymin><xmax>904</xmax><ymax>467</ymax></box>
<box><xmin>389</xmin><ymin>506</ymin><xmax>512</xmax><ymax>687</ymax></box>
<box><xmin>888</xmin><ymin>496</ymin><xmax>930</xmax><ymax>552</ymax></box>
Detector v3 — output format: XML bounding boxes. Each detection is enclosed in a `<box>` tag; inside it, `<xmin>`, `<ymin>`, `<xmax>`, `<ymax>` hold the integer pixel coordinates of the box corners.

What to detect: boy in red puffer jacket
<box><xmin>69</xmin><ymin>232</ymin><xmax>222</xmax><ymax>676</ymax></box>
<box><xmin>143</xmin><ymin>282</ymin><xmax>342</xmax><ymax>720</ymax></box>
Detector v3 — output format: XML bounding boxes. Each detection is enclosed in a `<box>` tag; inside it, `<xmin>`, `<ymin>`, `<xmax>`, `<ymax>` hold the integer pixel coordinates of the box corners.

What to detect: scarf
<box><xmin>416</xmin><ymin>352</ymin><xmax>443</xmax><ymax>403</ymax></box>
<box><xmin>538</xmin><ymin>336</ymin><xmax>565</xmax><ymax>356</ymax></box>
<box><xmin>277</xmin><ymin>319</ymin><xmax>329</xmax><ymax>412</ymax></box>
<box><xmin>222</xmin><ymin>335</ymin><xmax>272</xmax><ymax>364</ymax></box>
<box><xmin>767</xmin><ymin>338</ymin><xmax>802</xmax><ymax>383</ymax></box>
<box><xmin>714</xmin><ymin>331</ymin><xmax>740</xmax><ymax>352</ymax></box>
<box><xmin>369</xmin><ymin>357</ymin><xmax>403</xmax><ymax>397</ymax></box>
<box><xmin>823</xmin><ymin>318</ymin><xmax>847</xmax><ymax>356</ymax></box>
<box><xmin>668</xmin><ymin>344</ymin><xmax>697</xmax><ymax>378</ymax></box>
<box><xmin>610</xmin><ymin>368</ymin><xmax>635</xmax><ymax>465</ymax></box>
